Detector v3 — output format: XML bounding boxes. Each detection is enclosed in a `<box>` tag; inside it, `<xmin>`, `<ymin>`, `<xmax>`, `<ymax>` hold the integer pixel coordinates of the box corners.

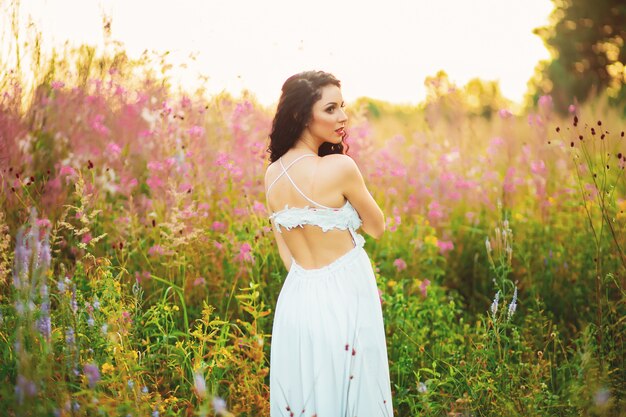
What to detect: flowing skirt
<box><xmin>269</xmin><ymin>243</ymin><xmax>394</xmax><ymax>417</ymax></box>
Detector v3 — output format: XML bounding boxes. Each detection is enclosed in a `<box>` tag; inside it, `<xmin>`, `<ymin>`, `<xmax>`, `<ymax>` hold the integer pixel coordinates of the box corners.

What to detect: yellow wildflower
<box><xmin>101</xmin><ymin>363</ymin><xmax>115</xmax><ymax>374</ymax></box>
<box><xmin>164</xmin><ymin>305</ymin><xmax>171</xmax><ymax>312</ymax></box>
<box><xmin>424</xmin><ymin>235</ymin><xmax>438</xmax><ymax>247</ymax></box>
<box><xmin>172</xmin><ymin>305</ymin><xmax>179</xmax><ymax>312</ymax></box>
<box><xmin>387</xmin><ymin>280</ymin><xmax>397</xmax><ymax>288</ymax></box>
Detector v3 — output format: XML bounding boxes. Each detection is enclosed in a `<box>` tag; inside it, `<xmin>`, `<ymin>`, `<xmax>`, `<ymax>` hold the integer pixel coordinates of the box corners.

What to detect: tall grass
<box><xmin>0</xmin><ymin>6</ymin><xmax>625</xmax><ymax>417</ymax></box>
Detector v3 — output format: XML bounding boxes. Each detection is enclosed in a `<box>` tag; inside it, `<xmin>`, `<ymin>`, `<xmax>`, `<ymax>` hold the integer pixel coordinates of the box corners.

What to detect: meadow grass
<box><xmin>0</xmin><ymin>37</ymin><xmax>625</xmax><ymax>417</ymax></box>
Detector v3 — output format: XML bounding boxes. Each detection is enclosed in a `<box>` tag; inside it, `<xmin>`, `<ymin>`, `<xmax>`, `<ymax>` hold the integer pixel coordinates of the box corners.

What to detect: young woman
<box><xmin>264</xmin><ymin>70</ymin><xmax>394</xmax><ymax>416</ymax></box>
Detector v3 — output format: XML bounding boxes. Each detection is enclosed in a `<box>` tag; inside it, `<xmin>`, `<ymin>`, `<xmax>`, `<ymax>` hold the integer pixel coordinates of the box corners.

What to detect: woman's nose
<box><xmin>338</xmin><ymin>108</ymin><xmax>348</xmax><ymax>122</ymax></box>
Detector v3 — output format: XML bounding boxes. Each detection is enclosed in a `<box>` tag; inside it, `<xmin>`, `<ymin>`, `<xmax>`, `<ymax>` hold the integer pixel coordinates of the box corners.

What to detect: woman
<box><xmin>264</xmin><ymin>70</ymin><xmax>394</xmax><ymax>416</ymax></box>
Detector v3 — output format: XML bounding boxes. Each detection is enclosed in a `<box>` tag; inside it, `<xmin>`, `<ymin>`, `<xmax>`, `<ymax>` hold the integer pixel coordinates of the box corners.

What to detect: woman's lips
<box><xmin>335</xmin><ymin>128</ymin><xmax>345</xmax><ymax>135</ymax></box>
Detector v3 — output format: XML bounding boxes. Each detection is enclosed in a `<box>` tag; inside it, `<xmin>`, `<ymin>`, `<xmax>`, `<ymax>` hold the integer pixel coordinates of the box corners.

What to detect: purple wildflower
<box><xmin>490</xmin><ymin>290</ymin><xmax>500</xmax><ymax>317</ymax></box>
<box><xmin>83</xmin><ymin>363</ymin><xmax>100</xmax><ymax>388</ymax></box>
<box><xmin>65</xmin><ymin>327</ymin><xmax>75</xmax><ymax>347</ymax></box>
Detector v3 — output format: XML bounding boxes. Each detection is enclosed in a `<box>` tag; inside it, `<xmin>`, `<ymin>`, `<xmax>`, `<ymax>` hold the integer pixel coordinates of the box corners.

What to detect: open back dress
<box><xmin>267</xmin><ymin>153</ymin><xmax>394</xmax><ymax>417</ymax></box>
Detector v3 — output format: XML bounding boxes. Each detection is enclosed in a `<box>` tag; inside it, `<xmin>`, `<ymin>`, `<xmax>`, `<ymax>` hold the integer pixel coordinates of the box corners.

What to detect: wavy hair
<box><xmin>267</xmin><ymin>70</ymin><xmax>349</xmax><ymax>163</ymax></box>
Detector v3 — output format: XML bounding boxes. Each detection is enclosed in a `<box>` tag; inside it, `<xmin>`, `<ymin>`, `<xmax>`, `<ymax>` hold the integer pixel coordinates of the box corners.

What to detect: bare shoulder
<box><xmin>320</xmin><ymin>154</ymin><xmax>359</xmax><ymax>178</ymax></box>
<box><xmin>264</xmin><ymin>161</ymin><xmax>277</xmax><ymax>189</ymax></box>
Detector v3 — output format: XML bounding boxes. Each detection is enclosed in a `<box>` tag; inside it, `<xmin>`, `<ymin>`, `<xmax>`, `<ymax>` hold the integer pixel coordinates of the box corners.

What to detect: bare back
<box><xmin>265</xmin><ymin>152</ymin><xmax>357</xmax><ymax>269</ymax></box>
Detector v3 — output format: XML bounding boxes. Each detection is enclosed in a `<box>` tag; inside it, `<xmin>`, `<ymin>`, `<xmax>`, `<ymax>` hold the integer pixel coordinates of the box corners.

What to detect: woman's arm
<box><xmin>270</xmin><ymin>221</ymin><xmax>293</xmax><ymax>271</ymax></box>
<box><xmin>331</xmin><ymin>154</ymin><xmax>385</xmax><ymax>239</ymax></box>
<box><xmin>264</xmin><ymin>167</ymin><xmax>293</xmax><ymax>271</ymax></box>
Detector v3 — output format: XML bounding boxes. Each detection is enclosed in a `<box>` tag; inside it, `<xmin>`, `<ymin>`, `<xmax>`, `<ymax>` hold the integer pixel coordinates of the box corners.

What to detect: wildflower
<box><xmin>101</xmin><ymin>363</ymin><xmax>114</xmax><ymax>374</ymax></box>
<box><xmin>148</xmin><ymin>245</ymin><xmax>165</xmax><ymax>257</ymax></box>
<box><xmin>427</xmin><ymin>201</ymin><xmax>444</xmax><ymax>220</ymax></box>
<box><xmin>187</xmin><ymin>125</ymin><xmax>204</xmax><ymax>137</ymax></box>
<box><xmin>212</xmin><ymin>396</ymin><xmax>227</xmax><ymax>414</ymax></box>
<box><xmin>106</xmin><ymin>142</ymin><xmax>122</xmax><ymax>158</ymax></box>
<box><xmin>490</xmin><ymin>290</ymin><xmax>500</xmax><ymax>317</ymax></box>
<box><xmin>15</xmin><ymin>375</ymin><xmax>37</xmax><ymax>404</ymax></box>
<box><xmin>38</xmin><ymin>234</ymin><xmax>51</xmax><ymax>270</ymax></box>
<box><xmin>594</xmin><ymin>387</ymin><xmax>610</xmax><ymax>407</ymax></box>
<box><xmin>127</xmin><ymin>379</ymin><xmax>134</xmax><ymax>389</ymax></box>
<box><xmin>417</xmin><ymin>382</ymin><xmax>428</xmax><ymax>393</ymax></box>
<box><xmin>498</xmin><ymin>109</ymin><xmax>512</xmax><ymax>119</ymax></box>
<box><xmin>83</xmin><ymin>363</ymin><xmax>100</xmax><ymax>388</ymax></box>
<box><xmin>393</xmin><ymin>258</ymin><xmax>407</xmax><ymax>271</ymax></box>
<box><xmin>424</xmin><ymin>235</ymin><xmax>438</xmax><ymax>247</ymax></box>
<box><xmin>193</xmin><ymin>370</ymin><xmax>207</xmax><ymax>399</ymax></box>
<box><xmin>152</xmin><ymin>410</ymin><xmax>160</xmax><ymax>417</ymax></box>
<box><xmin>538</xmin><ymin>95</ymin><xmax>553</xmax><ymax>109</ymax></box>
<box><xmin>420</xmin><ymin>279</ymin><xmax>431</xmax><ymax>298</ymax></box>
<box><xmin>93</xmin><ymin>296</ymin><xmax>100</xmax><ymax>310</ymax></box>
<box><xmin>87</xmin><ymin>316</ymin><xmax>95</xmax><ymax>327</ymax></box>
<box><xmin>507</xmin><ymin>286</ymin><xmax>518</xmax><ymax>321</ymax></box>
<box><xmin>142</xmin><ymin>386</ymin><xmax>149</xmax><ymax>394</ymax></box>
<box><xmin>101</xmin><ymin>323</ymin><xmax>108</xmax><ymax>335</ymax></box>
<box><xmin>485</xmin><ymin>238</ymin><xmax>492</xmax><ymax>253</ymax></box>
<box><xmin>235</xmin><ymin>242</ymin><xmax>254</xmax><ymax>263</ymax></box>
<box><xmin>437</xmin><ymin>240</ymin><xmax>454</xmax><ymax>254</ymax></box>
<box><xmin>81</xmin><ymin>233</ymin><xmax>93</xmax><ymax>244</ymax></box>
<box><xmin>252</xmin><ymin>200</ymin><xmax>266</xmax><ymax>214</ymax></box>
<box><xmin>65</xmin><ymin>327</ymin><xmax>75</xmax><ymax>347</ymax></box>
<box><xmin>71</xmin><ymin>284</ymin><xmax>78</xmax><ymax>313</ymax></box>
<box><xmin>37</xmin><ymin>299</ymin><xmax>52</xmax><ymax>340</ymax></box>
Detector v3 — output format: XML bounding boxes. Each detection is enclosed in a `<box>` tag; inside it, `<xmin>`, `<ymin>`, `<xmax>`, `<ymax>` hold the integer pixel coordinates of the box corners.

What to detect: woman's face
<box><xmin>306</xmin><ymin>84</ymin><xmax>348</xmax><ymax>144</ymax></box>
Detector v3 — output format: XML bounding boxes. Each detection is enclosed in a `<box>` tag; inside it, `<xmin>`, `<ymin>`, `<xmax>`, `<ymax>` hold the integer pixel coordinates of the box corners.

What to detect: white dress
<box><xmin>267</xmin><ymin>154</ymin><xmax>394</xmax><ymax>417</ymax></box>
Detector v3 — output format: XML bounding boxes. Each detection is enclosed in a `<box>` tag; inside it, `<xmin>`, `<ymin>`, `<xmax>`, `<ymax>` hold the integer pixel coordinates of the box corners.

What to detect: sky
<box><xmin>2</xmin><ymin>0</ymin><xmax>554</xmax><ymax>106</ymax></box>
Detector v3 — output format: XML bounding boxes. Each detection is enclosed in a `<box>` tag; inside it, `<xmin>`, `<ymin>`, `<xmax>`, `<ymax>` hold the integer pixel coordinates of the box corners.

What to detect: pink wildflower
<box><xmin>148</xmin><ymin>245</ymin><xmax>165</xmax><ymax>256</ymax></box>
<box><xmin>193</xmin><ymin>277</ymin><xmax>206</xmax><ymax>287</ymax></box>
<box><xmin>420</xmin><ymin>279</ymin><xmax>431</xmax><ymax>298</ymax></box>
<box><xmin>146</xmin><ymin>175</ymin><xmax>164</xmax><ymax>190</ymax></box>
<box><xmin>252</xmin><ymin>201</ymin><xmax>266</xmax><ymax>214</ymax></box>
<box><xmin>236</xmin><ymin>242</ymin><xmax>254</xmax><ymax>263</ymax></box>
<box><xmin>538</xmin><ymin>95</ymin><xmax>553</xmax><ymax>109</ymax></box>
<box><xmin>51</xmin><ymin>81</ymin><xmax>65</xmax><ymax>90</ymax></box>
<box><xmin>211</xmin><ymin>221</ymin><xmax>226</xmax><ymax>232</ymax></box>
<box><xmin>60</xmin><ymin>165</ymin><xmax>76</xmax><ymax>176</ymax></box>
<box><xmin>498</xmin><ymin>109</ymin><xmax>512</xmax><ymax>119</ymax></box>
<box><xmin>147</xmin><ymin>161</ymin><xmax>164</xmax><ymax>171</ymax></box>
<box><xmin>437</xmin><ymin>240</ymin><xmax>454</xmax><ymax>254</ymax></box>
<box><xmin>427</xmin><ymin>201</ymin><xmax>444</xmax><ymax>221</ymax></box>
<box><xmin>81</xmin><ymin>233</ymin><xmax>93</xmax><ymax>244</ymax></box>
<box><xmin>90</xmin><ymin>114</ymin><xmax>110</xmax><ymax>136</ymax></box>
<box><xmin>393</xmin><ymin>258</ymin><xmax>407</xmax><ymax>271</ymax></box>
<box><xmin>187</xmin><ymin>125</ymin><xmax>204</xmax><ymax>137</ymax></box>
<box><xmin>530</xmin><ymin>160</ymin><xmax>546</xmax><ymax>175</ymax></box>
<box><xmin>37</xmin><ymin>218</ymin><xmax>52</xmax><ymax>229</ymax></box>
<box><xmin>106</xmin><ymin>142</ymin><xmax>122</xmax><ymax>158</ymax></box>
<box><xmin>215</xmin><ymin>152</ymin><xmax>229</xmax><ymax>166</ymax></box>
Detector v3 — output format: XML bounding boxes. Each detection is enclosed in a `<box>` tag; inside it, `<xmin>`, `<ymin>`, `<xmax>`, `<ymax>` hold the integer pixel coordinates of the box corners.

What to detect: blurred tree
<box><xmin>529</xmin><ymin>0</ymin><xmax>626</xmax><ymax>115</ymax></box>
<box><xmin>423</xmin><ymin>70</ymin><xmax>511</xmax><ymax>127</ymax></box>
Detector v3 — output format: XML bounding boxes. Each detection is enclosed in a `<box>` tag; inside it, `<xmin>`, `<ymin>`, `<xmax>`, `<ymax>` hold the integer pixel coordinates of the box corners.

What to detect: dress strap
<box><xmin>266</xmin><ymin>154</ymin><xmax>316</xmax><ymax>195</ymax></box>
<box><xmin>278</xmin><ymin>157</ymin><xmax>335</xmax><ymax>209</ymax></box>
<box><xmin>267</xmin><ymin>154</ymin><xmax>334</xmax><ymax>209</ymax></box>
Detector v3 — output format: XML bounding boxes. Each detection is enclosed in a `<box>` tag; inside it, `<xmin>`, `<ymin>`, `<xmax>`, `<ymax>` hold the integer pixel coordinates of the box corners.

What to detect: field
<box><xmin>1</xmin><ymin>46</ymin><xmax>625</xmax><ymax>417</ymax></box>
